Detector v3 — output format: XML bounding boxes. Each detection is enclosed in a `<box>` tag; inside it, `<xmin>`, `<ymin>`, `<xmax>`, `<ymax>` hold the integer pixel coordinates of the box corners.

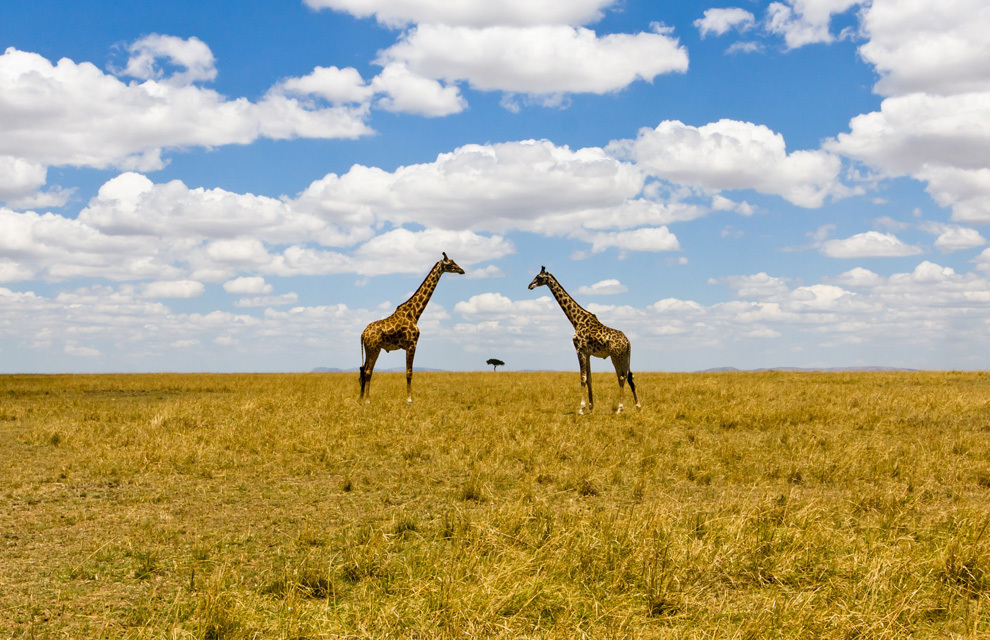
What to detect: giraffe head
<box><xmin>528</xmin><ymin>266</ymin><xmax>551</xmax><ymax>290</ymax></box>
<box><xmin>440</xmin><ymin>252</ymin><xmax>465</xmax><ymax>275</ymax></box>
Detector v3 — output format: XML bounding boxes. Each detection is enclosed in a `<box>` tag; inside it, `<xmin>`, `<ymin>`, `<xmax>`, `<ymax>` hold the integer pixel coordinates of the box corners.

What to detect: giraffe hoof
<box><xmin>407</xmin><ymin>398</ymin><xmax>413</xmax><ymax>404</ymax></box>
<box><xmin>636</xmin><ymin>404</ymin><xmax>642</xmax><ymax>411</ymax></box>
<box><xmin>616</xmin><ymin>405</ymin><xmax>624</xmax><ymax>414</ymax></box>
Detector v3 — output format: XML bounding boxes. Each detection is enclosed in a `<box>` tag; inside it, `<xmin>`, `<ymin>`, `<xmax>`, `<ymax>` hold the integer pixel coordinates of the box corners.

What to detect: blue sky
<box><xmin>2</xmin><ymin>0</ymin><xmax>990</xmax><ymax>373</ymax></box>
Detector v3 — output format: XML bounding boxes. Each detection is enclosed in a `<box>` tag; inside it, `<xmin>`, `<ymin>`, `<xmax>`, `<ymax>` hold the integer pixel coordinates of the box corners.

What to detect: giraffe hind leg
<box><xmin>584</xmin><ymin>353</ymin><xmax>594</xmax><ymax>414</ymax></box>
<box><xmin>611</xmin><ymin>353</ymin><xmax>635</xmax><ymax>414</ymax></box>
<box><xmin>359</xmin><ymin>338</ymin><xmax>367</xmax><ymax>397</ymax></box>
<box><xmin>628</xmin><ymin>370</ymin><xmax>641</xmax><ymax>410</ymax></box>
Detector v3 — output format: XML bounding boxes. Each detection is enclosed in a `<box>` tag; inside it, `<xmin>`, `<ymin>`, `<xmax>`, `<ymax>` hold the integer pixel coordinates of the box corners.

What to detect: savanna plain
<box><xmin>4</xmin><ymin>371</ymin><xmax>990</xmax><ymax>639</ymax></box>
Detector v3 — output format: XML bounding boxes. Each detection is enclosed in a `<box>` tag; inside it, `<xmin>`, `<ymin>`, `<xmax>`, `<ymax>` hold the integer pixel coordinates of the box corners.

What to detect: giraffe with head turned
<box><xmin>529</xmin><ymin>266</ymin><xmax>641</xmax><ymax>414</ymax></box>
<box><xmin>359</xmin><ymin>252</ymin><xmax>465</xmax><ymax>403</ymax></box>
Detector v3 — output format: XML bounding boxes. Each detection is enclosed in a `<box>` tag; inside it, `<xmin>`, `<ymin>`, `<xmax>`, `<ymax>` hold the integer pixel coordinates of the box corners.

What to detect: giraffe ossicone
<box><xmin>528</xmin><ymin>266</ymin><xmax>641</xmax><ymax>414</ymax></box>
<box><xmin>359</xmin><ymin>252</ymin><xmax>465</xmax><ymax>403</ymax></box>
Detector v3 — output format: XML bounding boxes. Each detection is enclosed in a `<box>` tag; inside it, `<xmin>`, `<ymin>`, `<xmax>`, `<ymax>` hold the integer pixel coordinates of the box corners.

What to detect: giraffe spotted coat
<box><xmin>529</xmin><ymin>266</ymin><xmax>640</xmax><ymax>414</ymax></box>
<box><xmin>359</xmin><ymin>253</ymin><xmax>464</xmax><ymax>403</ymax></box>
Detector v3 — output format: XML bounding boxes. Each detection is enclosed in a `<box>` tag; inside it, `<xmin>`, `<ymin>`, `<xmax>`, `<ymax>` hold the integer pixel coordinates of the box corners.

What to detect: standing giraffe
<box><xmin>528</xmin><ymin>266</ymin><xmax>641</xmax><ymax>414</ymax></box>
<box><xmin>359</xmin><ymin>252</ymin><xmax>465</xmax><ymax>403</ymax></box>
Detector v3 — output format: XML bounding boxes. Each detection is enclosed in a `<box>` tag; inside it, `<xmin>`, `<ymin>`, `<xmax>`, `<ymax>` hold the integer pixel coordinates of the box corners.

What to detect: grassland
<box><xmin>3</xmin><ymin>371</ymin><xmax>990</xmax><ymax>639</ymax></box>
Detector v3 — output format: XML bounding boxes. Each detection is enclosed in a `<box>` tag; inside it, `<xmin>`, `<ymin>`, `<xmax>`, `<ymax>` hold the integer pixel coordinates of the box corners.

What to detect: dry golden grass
<box><xmin>3</xmin><ymin>371</ymin><xmax>990</xmax><ymax>638</ymax></box>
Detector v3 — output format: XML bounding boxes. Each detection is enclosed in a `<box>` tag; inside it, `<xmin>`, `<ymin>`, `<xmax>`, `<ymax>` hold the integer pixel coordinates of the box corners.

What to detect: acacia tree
<box><xmin>486</xmin><ymin>358</ymin><xmax>505</xmax><ymax>372</ymax></box>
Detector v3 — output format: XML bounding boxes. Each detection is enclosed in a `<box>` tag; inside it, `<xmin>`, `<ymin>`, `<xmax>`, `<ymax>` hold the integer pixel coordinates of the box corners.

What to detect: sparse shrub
<box><xmin>459</xmin><ymin>477</ymin><xmax>486</xmax><ymax>502</ymax></box>
<box><xmin>643</xmin><ymin>534</ymin><xmax>680</xmax><ymax>617</ymax></box>
<box><xmin>942</xmin><ymin>538</ymin><xmax>990</xmax><ymax>597</ymax></box>
<box><xmin>133</xmin><ymin>550</ymin><xmax>159</xmax><ymax>580</ymax></box>
<box><xmin>575</xmin><ymin>477</ymin><xmax>599</xmax><ymax>497</ymax></box>
<box><xmin>195</xmin><ymin>570</ymin><xmax>245</xmax><ymax>640</ymax></box>
<box><xmin>296</xmin><ymin>567</ymin><xmax>334</xmax><ymax>600</ymax></box>
<box><xmin>391</xmin><ymin>514</ymin><xmax>419</xmax><ymax>538</ymax></box>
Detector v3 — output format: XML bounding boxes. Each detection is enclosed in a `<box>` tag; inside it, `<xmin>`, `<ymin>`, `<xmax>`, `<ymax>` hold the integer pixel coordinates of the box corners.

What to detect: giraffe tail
<box><xmin>627</xmin><ymin>370</ymin><xmax>636</xmax><ymax>395</ymax></box>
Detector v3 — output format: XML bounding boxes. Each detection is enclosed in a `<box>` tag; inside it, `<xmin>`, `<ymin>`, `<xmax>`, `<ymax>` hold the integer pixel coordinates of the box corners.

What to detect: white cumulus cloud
<box><xmin>0</xmin><ymin>156</ymin><xmax>65</xmax><ymax>208</ymax></box>
<box><xmin>119</xmin><ymin>33</ymin><xmax>217</xmax><ymax>85</ymax></box>
<box><xmin>234</xmin><ymin>293</ymin><xmax>299</xmax><ymax>308</ymax></box>
<box><xmin>832</xmin><ymin>267</ymin><xmax>883</xmax><ymax>288</ymax></box>
<box><xmin>858</xmin><ymin>0</ymin><xmax>990</xmax><ymax>97</ymax></box>
<box><xmin>370</xmin><ymin>62</ymin><xmax>466</xmax><ymax>116</ymax></box>
<box><xmin>765</xmin><ymin>0</ymin><xmax>864</xmax><ymax>49</ymax></box>
<box><xmin>223</xmin><ymin>276</ymin><xmax>273</xmax><ymax>295</ymax></box>
<box><xmin>350</xmin><ymin>228</ymin><xmax>515</xmax><ymax>275</ymax></box>
<box><xmin>938</xmin><ymin>227</ymin><xmax>987</xmax><ymax>253</ymax></box>
<box><xmin>303</xmin><ymin>0</ymin><xmax>618</xmax><ymax>28</ymax></box>
<box><xmin>273</xmin><ymin>65</ymin><xmax>375</xmax><ymax>104</ymax></box>
<box><xmin>273</xmin><ymin>63</ymin><xmax>466</xmax><ymax>117</ymax></box>
<box><xmin>820</xmin><ymin>231</ymin><xmax>923</xmax><ymax>258</ymax></box>
<box><xmin>0</xmin><ymin>44</ymin><xmax>374</xmax><ymax>174</ymax></box>
<box><xmin>695</xmin><ymin>8</ymin><xmax>756</xmax><ymax>37</ymax></box>
<box><xmin>828</xmin><ymin>93</ymin><xmax>990</xmax><ymax>178</ymax></box>
<box><xmin>717</xmin><ymin>273</ymin><xmax>791</xmax><ymax>299</ymax></box>
<box><xmin>617</xmin><ymin>119</ymin><xmax>847</xmax><ymax>207</ymax></box>
<box><xmin>828</xmin><ymin>0</ymin><xmax>990</xmax><ymax>224</ymax></box>
<box><xmin>465</xmin><ymin>265</ymin><xmax>504</xmax><ymax>279</ymax></box>
<box><xmin>378</xmin><ymin>24</ymin><xmax>688</xmax><ymax>99</ymax></box>
<box><xmin>918</xmin><ymin>167</ymin><xmax>990</xmax><ymax>225</ymax></box>
<box><xmin>576</xmin><ymin>279</ymin><xmax>629</xmax><ymax>295</ymax></box>
<box><xmin>586</xmin><ymin>227</ymin><xmax>680</xmax><ymax>255</ymax></box>
<box><xmin>141</xmin><ymin>280</ymin><xmax>205</xmax><ymax>299</ymax></box>
<box><xmin>0</xmin><ymin>207</ymin><xmax>177</xmax><ymax>282</ymax></box>
<box><xmin>294</xmin><ymin>139</ymin><xmax>649</xmax><ymax>235</ymax></box>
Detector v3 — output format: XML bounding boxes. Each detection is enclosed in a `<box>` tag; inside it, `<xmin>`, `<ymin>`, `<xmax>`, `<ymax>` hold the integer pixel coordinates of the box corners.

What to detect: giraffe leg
<box><xmin>361</xmin><ymin>347</ymin><xmax>381</xmax><ymax>403</ymax></box>
<box><xmin>611</xmin><ymin>354</ymin><xmax>627</xmax><ymax>414</ymax></box>
<box><xmin>584</xmin><ymin>353</ymin><xmax>594</xmax><ymax>414</ymax></box>
<box><xmin>405</xmin><ymin>345</ymin><xmax>416</xmax><ymax>404</ymax></box>
<box><xmin>628</xmin><ymin>370</ymin><xmax>641</xmax><ymax>410</ymax></box>
<box><xmin>576</xmin><ymin>350</ymin><xmax>589</xmax><ymax>414</ymax></box>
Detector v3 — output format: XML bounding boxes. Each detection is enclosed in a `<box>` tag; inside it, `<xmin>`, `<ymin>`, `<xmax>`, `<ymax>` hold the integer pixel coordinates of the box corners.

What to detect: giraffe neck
<box><xmin>398</xmin><ymin>261</ymin><xmax>444</xmax><ymax>321</ymax></box>
<box><xmin>545</xmin><ymin>275</ymin><xmax>593</xmax><ymax>328</ymax></box>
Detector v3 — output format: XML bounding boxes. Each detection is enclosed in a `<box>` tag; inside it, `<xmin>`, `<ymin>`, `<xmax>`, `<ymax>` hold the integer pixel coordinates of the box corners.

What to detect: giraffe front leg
<box><xmin>405</xmin><ymin>345</ymin><xmax>416</xmax><ymax>404</ymax></box>
<box><xmin>576</xmin><ymin>350</ymin><xmax>589</xmax><ymax>414</ymax></box>
<box><xmin>360</xmin><ymin>347</ymin><xmax>381</xmax><ymax>403</ymax></box>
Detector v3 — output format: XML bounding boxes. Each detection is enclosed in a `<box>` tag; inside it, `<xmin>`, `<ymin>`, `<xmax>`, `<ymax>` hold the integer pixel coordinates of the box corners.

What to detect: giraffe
<box><xmin>528</xmin><ymin>266</ymin><xmax>641</xmax><ymax>414</ymax></box>
<box><xmin>359</xmin><ymin>252</ymin><xmax>465</xmax><ymax>403</ymax></box>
